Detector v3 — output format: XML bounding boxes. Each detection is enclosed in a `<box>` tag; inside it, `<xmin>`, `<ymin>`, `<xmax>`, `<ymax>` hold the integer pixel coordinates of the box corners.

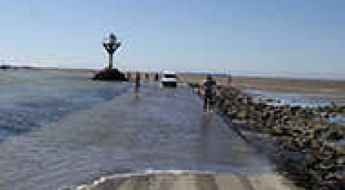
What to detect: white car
<box><xmin>161</xmin><ymin>71</ymin><xmax>177</xmax><ymax>87</ymax></box>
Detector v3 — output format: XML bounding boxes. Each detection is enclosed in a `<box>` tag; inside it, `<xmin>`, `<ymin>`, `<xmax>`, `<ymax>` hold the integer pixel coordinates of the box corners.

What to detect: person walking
<box><xmin>126</xmin><ymin>72</ymin><xmax>132</xmax><ymax>81</ymax></box>
<box><xmin>202</xmin><ymin>74</ymin><xmax>217</xmax><ymax>112</ymax></box>
<box><xmin>154</xmin><ymin>73</ymin><xmax>159</xmax><ymax>81</ymax></box>
<box><xmin>145</xmin><ymin>73</ymin><xmax>150</xmax><ymax>81</ymax></box>
<box><xmin>134</xmin><ymin>72</ymin><xmax>141</xmax><ymax>94</ymax></box>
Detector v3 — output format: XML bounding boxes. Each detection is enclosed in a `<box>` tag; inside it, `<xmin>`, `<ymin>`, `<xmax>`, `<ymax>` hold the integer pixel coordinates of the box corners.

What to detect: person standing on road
<box><xmin>145</xmin><ymin>73</ymin><xmax>150</xmax><ymax>81</ymax></box>
<box><xmin>126</xmin><ymin>72</ymin><xmax>132</xmax><ymax>81</ymax></box>
<box><xmin>154</xmin><ymin>73</ymin><xmax>159</xmax><ymax>81</ymax></box>
<box><xmin>135</xmin><ymin>72</ymin><xmax>141</xmax><ymax>93</ymax></box>
<box><xmin>202</xmin><ymin>74</ymin><xmax>217</xmax><ymax>112</ymax></box>
<box><xmin>227</xmin><ymin>73</ymin><xmax>232</xmax><ymax>86</ymax></box>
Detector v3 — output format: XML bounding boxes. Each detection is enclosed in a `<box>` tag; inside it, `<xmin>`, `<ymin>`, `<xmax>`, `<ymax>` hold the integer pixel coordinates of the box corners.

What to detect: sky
<box><xmin>0</xmin><ymin>0</ymin><xmax>344</xmax><ymax>79</ymax></box>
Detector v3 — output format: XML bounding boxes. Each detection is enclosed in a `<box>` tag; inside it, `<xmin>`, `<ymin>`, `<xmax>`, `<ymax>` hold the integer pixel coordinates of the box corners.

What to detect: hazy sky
<box><xmin>0</xmin><ymin>0</ymin><xmax>344</xmax><ymax>78</ymax></box>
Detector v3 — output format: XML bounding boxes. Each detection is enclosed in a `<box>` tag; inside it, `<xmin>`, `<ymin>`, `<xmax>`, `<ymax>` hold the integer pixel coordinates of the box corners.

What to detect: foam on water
<box><xmin>73</xmin><ymin>170</ymin><xmax>216</xmax><ymax>190</ymax></box>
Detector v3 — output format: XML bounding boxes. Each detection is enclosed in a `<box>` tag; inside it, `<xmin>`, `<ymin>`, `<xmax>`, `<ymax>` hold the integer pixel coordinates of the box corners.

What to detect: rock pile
<box><xmin>93</xmin><ymin>69</ymin><xmax>128</xmax><ymax>81</ymax></box>
<box><xmin>0</xmin><ymin>65</ymin><xmax>12</xmax><ymax>70</ymax></box>
<box><xmin>215</xmin><ymin>86</ymin><xmax>345</xmax><ymax>190</ymax></box>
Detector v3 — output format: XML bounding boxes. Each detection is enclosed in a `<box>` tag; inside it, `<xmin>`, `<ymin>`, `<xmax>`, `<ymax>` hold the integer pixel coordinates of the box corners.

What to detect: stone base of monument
<box><xmin>93</xmin><ymin>69</ymin><xmax>128</xmax><ymax>81</ymax></box>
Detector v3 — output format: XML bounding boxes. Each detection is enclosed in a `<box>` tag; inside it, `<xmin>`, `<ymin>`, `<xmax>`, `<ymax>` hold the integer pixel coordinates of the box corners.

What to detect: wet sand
<box><xmin>180</xmin><ymin>73</ymin><xmax>345</xmax><ymax>105</ymax></box>
<box><xmin>179</xmin><ymin>73</ymin><xmax>345</xmax><ymax>93</ymax></box>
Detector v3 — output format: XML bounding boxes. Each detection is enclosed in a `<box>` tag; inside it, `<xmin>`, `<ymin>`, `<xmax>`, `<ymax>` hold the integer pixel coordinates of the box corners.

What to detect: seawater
<box><xmin>244</xmin><ymin>89</ymin><xmax>345</xmax><ymax>108</ymax></box>
<box><xmin>0</xmin><ymin>70</ymin><xmax>274</xmax><ymax>190</ymax></box>
<box><xmin>0</xmin><ymin>69</ymin><xmax>129</xmax><ymax>142</ymax></box>
<box><xmin>244</xmin><ymin>89</ymin><xmax>345</xmax><ymax>126</ymax></box>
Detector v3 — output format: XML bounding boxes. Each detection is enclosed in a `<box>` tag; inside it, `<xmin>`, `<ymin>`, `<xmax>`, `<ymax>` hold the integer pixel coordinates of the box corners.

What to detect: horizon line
<box><xmin>2</xmin><ymin>64</ymin><xmax>345</xmax><ymax>82</ymax></box>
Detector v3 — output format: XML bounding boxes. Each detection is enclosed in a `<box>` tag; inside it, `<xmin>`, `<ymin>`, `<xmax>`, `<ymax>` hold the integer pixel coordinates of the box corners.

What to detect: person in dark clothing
<box><xmin>126</xmin><ymin>72</ymin><xmax>132</xmax><ymax>81</ymax></box>
<box><xmin>135</xmin><ymin>72</ymin><xmax>141</xmax><ymax>93</ymax></box>
<box><xmin>154</xmin><ymin>73</ymin><xmax>159</xmax><ymax>81</ymax></box>
<box><xmin>145</xmin><ymin>73</ymin><xmax>150</xmax><ymax>81</ymax></box>
<box><xmin>227</xmin><ymin>74</ymin><xmax>232</xmax><ymax>86</ymax></box>
<box><xmin>202</xmin><ymin>75</ymin><xmax>217</xmax><ymax>112</ymax></box>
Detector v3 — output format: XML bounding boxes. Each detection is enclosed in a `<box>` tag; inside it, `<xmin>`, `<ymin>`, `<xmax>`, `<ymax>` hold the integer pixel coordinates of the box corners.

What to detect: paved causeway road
<box><xmin>0</xmin><ymin>82</ymin><xmax>298</xmax><ymax>190</ymax></box>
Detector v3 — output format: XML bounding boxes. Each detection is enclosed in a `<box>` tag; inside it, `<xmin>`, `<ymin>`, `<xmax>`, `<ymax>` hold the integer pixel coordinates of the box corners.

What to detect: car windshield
<box><xmin>164</xmin><ymin>74</ymin><xmax>176</xmax><ymax>78</ymax></box>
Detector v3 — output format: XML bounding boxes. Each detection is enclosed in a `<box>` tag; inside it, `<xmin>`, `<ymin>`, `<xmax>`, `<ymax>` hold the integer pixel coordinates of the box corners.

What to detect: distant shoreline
<box><xmin>179</xmin><ymin>71</ymin><xmax>345</xmax><ymax>82</ymax></box>
<box><xmin>1</xmin><ymin>64</ymin><xmax>345</xmax><ymax>82</ymax></box>
<box><xmin>0</xmin><ymin>65</ymin><xmax>97</xmax><ymax>73</ymax></box>
<box><xmin>180</xmin><ymin>73</ymin><xmax>345</xmax><ymax>100</ymax></box>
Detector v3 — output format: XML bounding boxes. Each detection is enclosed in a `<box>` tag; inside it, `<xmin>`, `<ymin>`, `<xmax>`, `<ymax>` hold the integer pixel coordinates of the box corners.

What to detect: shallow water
<box><xmin>0</xmin><ymin>70</ymin><xmax>273</xmax><ymax>190</ymax></box>
<box><xmin>244</xmin><ymin>89</ymin><xmax>345</xmax><ymax>126</ymax></box>
<box><xmin>244</xmin><ymin>89</ymin><xmax>345</xmax><ymax>108</ymax></box>
<box><xmin>329</xmin><ymin>115</ymin><xmax>345</xmax><ymax>126</ymax></box>
<box><xmin>0</xmin><ymin>69</ymin><xmax>129</xmax><ymax>141</ymax></box>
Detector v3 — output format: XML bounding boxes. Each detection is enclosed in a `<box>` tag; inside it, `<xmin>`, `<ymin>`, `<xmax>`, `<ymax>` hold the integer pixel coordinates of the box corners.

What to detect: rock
<box><xmin>0</xmin><ymin>65</ymin><xmax>12</xmax><ymax>70</ymax></box>
<box><xmin>341</xmin><ymin>106</ymin><xmax>345</xmax><ymax>114</ymax></box>
<box><xmin>216</xmin><ymin>86</ymin><xmax>345</xmax><ymax>189</ymax></box>
<box><xmin>93</xmin><ymin>69</ymin><xmax>128</xmax><ymax>81</ymax></box>
<box><xmin>335</xmin><ymin>157</ymin><xmax>345</xmax><ymax>165</ymax></box>
<box><xmin>271</xmin><ymin>127</ymin><xmax>284</xmax><ymax>135</ymax></box>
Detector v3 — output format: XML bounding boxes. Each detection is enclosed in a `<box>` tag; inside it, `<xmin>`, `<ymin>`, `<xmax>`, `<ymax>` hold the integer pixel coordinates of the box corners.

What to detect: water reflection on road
<box><xmin>0</xmin><ymin>71</ymin><xmax>272</xmax><ymax>190</ymax></box>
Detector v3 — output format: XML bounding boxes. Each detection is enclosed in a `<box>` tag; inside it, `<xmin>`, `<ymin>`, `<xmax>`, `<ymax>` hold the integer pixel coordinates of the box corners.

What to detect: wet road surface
<box><xmin>77</xmin><ymin>170</ymin><xmax>297</xmax><ymax>190</ymax></box>
<box><xmin>0</xmin><ymin>72</ymin><xmax>296</xmax><ymax>190</ymax></box>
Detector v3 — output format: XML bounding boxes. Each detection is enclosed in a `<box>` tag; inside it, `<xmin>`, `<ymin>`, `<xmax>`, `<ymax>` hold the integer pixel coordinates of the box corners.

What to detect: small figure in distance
<box><xmin>154</xmin><ymin>73</ymin><xmax>159</xmax><ymax>81</ymax></box>
<box><xmin>145</xmin><ymin>73</ymin><xmax>150</xmax><ymax>81</ymax></box>
<box><xmin>227</xmin><ymin>73</ymin><xmax>232</xmax><ymax>87</ymax></box>
<box><xmin>202</xmin><ymin>74</ymin><xmax>217</xmax><ymax>112</ymax></box>
<box><xmin>135</xmin><ymin>72</ymin><xmax>141</xmax><ymax>94</ymax></box>
<box><xmin>127</xmin><ymin>72</ymin><xmax>132</xmax><ymax>81</ymax></box>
